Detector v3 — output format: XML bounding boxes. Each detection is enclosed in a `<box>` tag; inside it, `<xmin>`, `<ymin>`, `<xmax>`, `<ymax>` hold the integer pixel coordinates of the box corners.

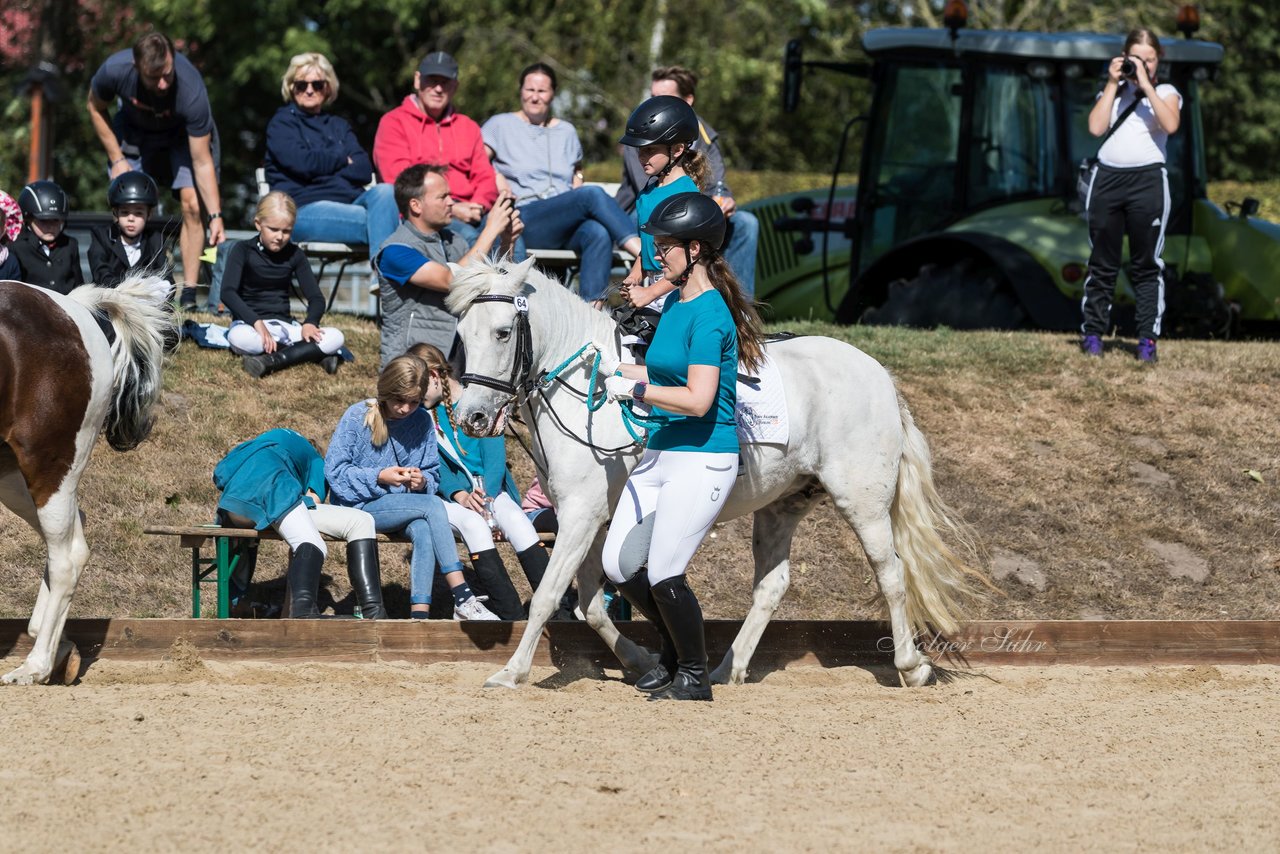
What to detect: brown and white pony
<box><xmin>0</xmin><ymin>274</ymin><xmax>173</xmax><ymax>684</ymax></box>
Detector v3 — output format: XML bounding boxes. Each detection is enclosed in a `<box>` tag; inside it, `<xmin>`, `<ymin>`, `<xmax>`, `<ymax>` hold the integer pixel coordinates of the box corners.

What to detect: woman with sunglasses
<box><xmin>264</xmin><ymin>52</ymin><xmax>399</xmax><ymax>252</ymax></box>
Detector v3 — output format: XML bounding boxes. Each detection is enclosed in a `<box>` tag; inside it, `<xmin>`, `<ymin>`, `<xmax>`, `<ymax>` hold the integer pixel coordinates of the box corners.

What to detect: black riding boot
<box><xmin>346</xmin><ymin>539</ymin><xmax>387</xmax><ymax>619</ymax></box>
<box><xmin>242</xmin><ymin>341</ymin><xmax>328</xmax><ymax>379</ymax></box>
<box><xmin>516</xmin><ymin>543</ymin><xmax>578</xmax><ymax>621</ymax></box>
<box><xmin>647</xmin><ymin>575</ymin><xmax>712</xmax><ymax>701</ymax></box>
<box><xmin>468</xmin><ymin>549</ymin><xmax>524</xmax><ymax>620</ymax></box>
<box><xmin>284</xmin><ymin>543</ymin><xmax>325</xmax><ymax>619</ymax></box>
<box><xmin>614</xmin><ymin>574</ymin><xmax>677</xmax><ymax>692</ymax></box>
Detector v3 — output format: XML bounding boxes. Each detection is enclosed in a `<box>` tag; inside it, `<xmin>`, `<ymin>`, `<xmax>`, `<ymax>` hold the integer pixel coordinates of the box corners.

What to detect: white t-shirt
<box><xmin>1097</xmin><ymin>82</ymin><xmax>1182</xmax><ymax>169</ymax></box>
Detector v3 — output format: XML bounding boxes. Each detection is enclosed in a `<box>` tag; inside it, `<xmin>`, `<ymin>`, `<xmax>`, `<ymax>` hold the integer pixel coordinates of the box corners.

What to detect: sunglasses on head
<box><xmin>292</xmin><ymin>79</ymin><xmax>328</xmax><ymax>94</ymax></box>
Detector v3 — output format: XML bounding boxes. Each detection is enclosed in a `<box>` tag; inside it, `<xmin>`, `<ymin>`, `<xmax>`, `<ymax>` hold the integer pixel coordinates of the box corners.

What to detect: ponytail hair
<box><xmin>365</xmin><ymin>355</ymin><xmax>430</xmax><ymax>446</ymax></box>
<box><xmin>405</xmin><ymin>342</ymin><xmax>459</xmax><ymax>442</ymax></box>
<box><xmin>703</xmin><ymin>251</ymin><xmax>764</xmax><ymax>373</ymax></box>
<box><xmin>682</xmin><ymin>149</ymin><xmax>710</xmax><ymax>191</ymax></box>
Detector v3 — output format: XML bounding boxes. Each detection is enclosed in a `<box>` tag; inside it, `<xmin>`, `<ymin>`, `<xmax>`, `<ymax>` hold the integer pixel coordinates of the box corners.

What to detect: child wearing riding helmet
<box><xmin>0</xmin><ymin>190</ymin><xmax>21</xmax><ymax>281</ymax></box>
<box><xmin>325</xmin><ymin>354</ymin><xmax>499</xmax><ymax>620</ymax></box>
<box><xmin>89</xmin><ymin>171</ymin><xmax>171</xmax><ymax>287</ymax></box>
<box><xmin>222</xmin><ymin>190</ymin><xmax>347</xmax><ymax>378</ymax></box>
<box><xmin>12</xmin><ymin>180</ymin><xmax>84</xmax><ymax>295</ymax></box>
<box><xmin>617</xmin><ymin>95</ymin><xmax>709</xmax><ymax>311</ymax></box>
<box><xmin>595</xmin><ymin>192</ymin><xmax>765</xmax><ymax>702</ymax></box>
<box><xmin>409</xmin><ymin>342</ymin><xmax>577</xmax><ymax>622</ymax></box>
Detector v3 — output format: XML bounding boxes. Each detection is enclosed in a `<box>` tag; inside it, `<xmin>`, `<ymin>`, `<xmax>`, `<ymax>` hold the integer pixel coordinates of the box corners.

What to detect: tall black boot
<box><xmin>648</xmin><ymin>575</ymin><xmax>712</xmax><ymax>702</ymax></box>
<box><xmin>284</xmin><ymin>543</ymin><xmax>325</xmax><ymax>619</ymax></box>
<box><xmin>242</xmin><ymin>341</ymin><xmax>328</xmax><ymax>379</ymax></box>
<box><xmin>346</xmin><ymin>539</ymin><xmax>387</xmax><ymax>620</ymax></box>
<box><xmin>614</xmin><ymin>574</ymin><xmax>677</xmax><ymax>692</ymax></box>
<box><xmin>467</xmin><ymin>549</ymin><xmax>524</xmax><ymax>620</ymax></box>
<box><xmin>516</xmin><ymin>543</ymin><xmax>577</xmax><ymax>621</ymax></box>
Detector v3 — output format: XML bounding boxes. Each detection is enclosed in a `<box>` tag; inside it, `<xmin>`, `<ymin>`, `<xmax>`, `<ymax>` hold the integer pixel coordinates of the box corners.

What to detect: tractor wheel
<box><xmin>862</xmin><ymin>259</ymin><xmax>1027</xmax><ymax>330</ymax></box>
<box><xmin>1165</xmin><ymin>271</ymin><xmax>1237</xmax><ymax>339</ymax></box>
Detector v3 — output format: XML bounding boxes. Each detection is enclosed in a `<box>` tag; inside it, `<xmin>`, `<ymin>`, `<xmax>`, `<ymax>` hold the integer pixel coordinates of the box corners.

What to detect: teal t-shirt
<box><xmin>644</xmin><ymin>289</ymin><xmax>739</xmax><ymax>454</ymax></box>
<box><xmin>636</xmin><ymin>175</ymin><xmax>699</xmax><ymax>272</ymax></box>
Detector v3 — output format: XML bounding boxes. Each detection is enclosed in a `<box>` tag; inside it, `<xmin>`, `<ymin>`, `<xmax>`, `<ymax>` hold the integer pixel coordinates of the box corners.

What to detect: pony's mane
<box><xmin>446</xmin><ymin>255</ymin><xmax>577</xmax><ymax>315</ymax></box>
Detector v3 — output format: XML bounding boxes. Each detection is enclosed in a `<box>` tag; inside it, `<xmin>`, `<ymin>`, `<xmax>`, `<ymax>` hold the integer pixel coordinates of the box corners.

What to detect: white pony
<box><xmin>447</xmin><ymin>257</ymin><xmax>983</xmax><ymax>689</ymax></box>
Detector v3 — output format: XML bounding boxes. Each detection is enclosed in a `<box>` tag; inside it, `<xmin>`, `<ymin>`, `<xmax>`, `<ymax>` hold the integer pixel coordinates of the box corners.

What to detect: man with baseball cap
<box><xmin>373</xmin><ymin>51</ymin><xmax>499</xmax><ymax>247</ymax></box>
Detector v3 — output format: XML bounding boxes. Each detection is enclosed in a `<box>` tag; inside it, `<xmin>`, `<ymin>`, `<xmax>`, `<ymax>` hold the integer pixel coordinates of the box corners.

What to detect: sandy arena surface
<box><xmin>1</xmin><ymin>657</ymin><xmax>1277</xmax><ymax>852</ymax></box>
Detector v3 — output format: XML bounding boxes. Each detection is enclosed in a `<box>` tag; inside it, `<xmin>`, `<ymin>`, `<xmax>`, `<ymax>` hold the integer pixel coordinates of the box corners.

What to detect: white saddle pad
<box><xmin>736</xmin><ymin>354</ymin><xmax>788</xmax><ymax>446</ymax></box>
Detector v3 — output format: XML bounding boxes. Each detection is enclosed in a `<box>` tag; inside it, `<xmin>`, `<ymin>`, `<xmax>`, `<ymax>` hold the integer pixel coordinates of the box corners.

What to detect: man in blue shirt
<box><xmin>374</xmin><ymin>163</ymin><xmax>522</xmax><ymax>369</ymax></box>
<box><xmin>87</xmin><ymin>32</ymin><xmax>226</xmax><ymax>308</ymax></box>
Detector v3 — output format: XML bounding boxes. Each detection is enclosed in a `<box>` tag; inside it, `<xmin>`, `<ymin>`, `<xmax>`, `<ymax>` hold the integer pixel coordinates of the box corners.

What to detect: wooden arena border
<box><xmin>2</xmin><ymin>620</ymin><xmax>1278</xmax><ymax>672</ymax></box>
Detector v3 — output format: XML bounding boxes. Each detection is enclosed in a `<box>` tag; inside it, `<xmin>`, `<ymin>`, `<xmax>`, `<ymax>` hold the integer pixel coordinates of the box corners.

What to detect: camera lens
<box><xmin>1120</xmin><ymin>59</ymin><xmax>1136</xmax><ymax>77</ymax></box>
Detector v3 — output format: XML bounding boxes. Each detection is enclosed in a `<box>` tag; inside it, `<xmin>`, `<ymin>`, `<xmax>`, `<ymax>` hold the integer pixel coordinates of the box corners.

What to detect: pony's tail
<box><xmin>68</xmin><ymin>275</ymin><xmax>175</xmax><ymax>451</ymax></box>
<box><xmin>890</xmin><ymin>393</ymin><xmax>994</xmax><ymax>636</ymax></box>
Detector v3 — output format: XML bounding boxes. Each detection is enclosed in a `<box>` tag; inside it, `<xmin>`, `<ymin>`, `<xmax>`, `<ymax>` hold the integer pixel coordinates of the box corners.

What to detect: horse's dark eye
<box><xmin>496</xmin><ymin>328</ymin><xmax>511</xmax><ymax>342</ymax></box>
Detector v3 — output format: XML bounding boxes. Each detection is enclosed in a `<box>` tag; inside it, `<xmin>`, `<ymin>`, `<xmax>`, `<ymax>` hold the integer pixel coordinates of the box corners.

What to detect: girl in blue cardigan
<box><xmin>409</xmin><ymin>343</ymin><xmax>561</xmax><ymax>621</ymax></box>
<box><xmin>325</xmin><ymin>355</ymin><xmax>497</xmax><ymax>620</ymax></box>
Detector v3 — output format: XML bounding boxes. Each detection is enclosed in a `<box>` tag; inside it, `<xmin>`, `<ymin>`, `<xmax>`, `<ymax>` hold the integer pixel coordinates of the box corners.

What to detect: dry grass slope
<box><xmin>0</xmin><ymin>310</ymin><xmax>1276</xmax><ymax>621</ymax></box>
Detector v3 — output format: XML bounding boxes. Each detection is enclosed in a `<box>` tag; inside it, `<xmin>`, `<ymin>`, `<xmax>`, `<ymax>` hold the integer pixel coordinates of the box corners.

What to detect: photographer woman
<box><xmin>1080</xmin><ymin>27</ymin><xmax>1181</xmax><ymax>363</ymax></box>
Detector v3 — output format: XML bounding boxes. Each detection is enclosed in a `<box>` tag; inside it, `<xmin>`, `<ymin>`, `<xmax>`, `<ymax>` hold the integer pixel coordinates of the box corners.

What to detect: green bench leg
<box><xmin>191</xmin><ymin>547</ymin><xmax>202</xmax><ymax>619</ymax></box>
<box><xmin>216</xmin><ymin>536</ymin><xmax>232</xmax><ymax>619</ymax></box>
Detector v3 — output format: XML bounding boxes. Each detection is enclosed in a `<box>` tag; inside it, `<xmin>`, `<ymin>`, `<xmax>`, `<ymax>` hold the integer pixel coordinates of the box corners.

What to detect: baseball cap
<box><xmin>418</xmin><ymin>51</ymin><xmax>459</xmax><ymax>80</ymax></box>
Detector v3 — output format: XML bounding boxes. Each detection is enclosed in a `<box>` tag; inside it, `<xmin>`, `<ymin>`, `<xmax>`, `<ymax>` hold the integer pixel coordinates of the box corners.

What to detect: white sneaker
<box><xmin>453</xmin><ymin>595</ymin><xmax>500</xmax><ymax>621</ymax></box>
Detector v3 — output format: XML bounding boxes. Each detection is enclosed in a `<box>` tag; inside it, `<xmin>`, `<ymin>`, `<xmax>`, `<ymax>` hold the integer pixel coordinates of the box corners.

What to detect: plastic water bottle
<box><xmin>711</xmin><ymin>181</ymin><xmax>731</xmax><ymax>209</ymax></box>
<box><xmin>472</xmin><ymin>473</ymin><xmax>497</xmax><ymax>531</ymax></box>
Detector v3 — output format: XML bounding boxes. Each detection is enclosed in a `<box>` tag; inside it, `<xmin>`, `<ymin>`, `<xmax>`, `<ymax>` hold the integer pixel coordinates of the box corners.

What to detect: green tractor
<box><xmin>749</xmin><ymin>22</ymin><xmax>1280</xmax><ymax>335</ymax></box>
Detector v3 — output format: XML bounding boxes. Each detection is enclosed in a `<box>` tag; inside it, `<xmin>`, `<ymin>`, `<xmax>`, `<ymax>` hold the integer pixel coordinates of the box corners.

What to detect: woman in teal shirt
<box><xmin>598</xmin><ymin>192</ymin><xmax>765</xmax><ymax>701</ymax></box>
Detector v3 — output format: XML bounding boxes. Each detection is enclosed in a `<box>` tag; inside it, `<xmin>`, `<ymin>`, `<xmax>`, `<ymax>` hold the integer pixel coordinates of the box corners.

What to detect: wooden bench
<box><xmin>145</xmin><ymin>525</ymin><xmax>553</xmax><ymax>619</ymax></box>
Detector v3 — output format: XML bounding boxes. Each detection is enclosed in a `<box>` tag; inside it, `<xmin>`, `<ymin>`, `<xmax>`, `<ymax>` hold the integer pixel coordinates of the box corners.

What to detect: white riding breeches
<box><xmin>228</xmin><ymin>318</ymin><xmax>346</xmax><ymax>355</ymax></box>
<box><xmin>602</xmin><ymin>447</ymin><xmax>738</xmax><ymax>586</ymax></box>
<box><xmin>273</xmin><ymin>502</ymin><xmax>376</xmax><ymax>559</ymax></box>
<box><xmin>445</xmin><ymin>492</ymin><xmax>540</xmax><ymax>554</ymax></box>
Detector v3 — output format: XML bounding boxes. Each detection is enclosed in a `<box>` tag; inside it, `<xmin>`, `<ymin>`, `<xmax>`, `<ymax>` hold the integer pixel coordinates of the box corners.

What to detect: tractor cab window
<box><xmin>861</xmin><ymin>62</ymin><xmax>962</xmax><ymax>270</ymax></box>
<box><xmin>967</xmin><ymin>66</ymin><xmax>1059</xmax><ymax>206</ymax></box>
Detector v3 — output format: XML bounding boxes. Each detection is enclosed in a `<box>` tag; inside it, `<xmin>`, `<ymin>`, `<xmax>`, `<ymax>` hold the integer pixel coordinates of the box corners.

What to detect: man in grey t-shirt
<box><xmin>87</xmin><ymin>32</ymin><xmax>226</xmax><ymax>307</ymax></box>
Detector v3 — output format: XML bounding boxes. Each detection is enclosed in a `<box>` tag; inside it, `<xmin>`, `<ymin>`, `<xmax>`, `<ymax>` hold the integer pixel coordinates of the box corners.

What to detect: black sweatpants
<box><xmin>1081</xmin><ymin>163</ymin><xmax>1169</xmax><ymax>340</ymax></box>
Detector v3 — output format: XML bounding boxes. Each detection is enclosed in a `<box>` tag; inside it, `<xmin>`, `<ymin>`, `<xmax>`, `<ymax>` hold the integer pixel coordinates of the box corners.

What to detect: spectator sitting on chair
<box><xmin>213</xmin><ymin>428</ymin><xmax>387</xmax><ymax>619</ymax></box>
<box><xmin>616</xmin><ymin>65</ymin><xmax>760</xmax><ymax>299</ymax></box>
<box><xmin>264</xmin><ymin>52</ymin><xmax>400</xmax><ymax>254</ymax></box>
<box><xmin>325</xmin><ymin>355</ymin><xmax>499</xmax><ymax>621</ymax></box>
<box><xmin>12</xmin><ymin>180</ymin><xmax>83</xmax><ymax>295</ymax></box>
<box><xmin>374</xmin><ymin>163</ymin><xmax>520</xmax><ymax>369</ymax></box>
<box><xmin>87</xmin><ymin>32</ymin><xmax>226</xmax><ymax>308</ymax></box>
<box><xmin>481</xmin><ymin>62</ymin><xmax>641</xmax><ymax>306</ymax></box>
<box><xmin>89</xmin><ymin>171</ymin><xmax>171</xmax><ymax>287</ymax></box>
<box><xmin>221</xmin><ymin>191</ymin><xmax>347</xmax><ymax>378</ymax></box>
<box><xmin>373</xmin><ymin>51</ymin><xmax>500</xmax><ymax>249</ymax></box>
<box><xmin>0</xmin><ymin>190</ymin><xmax>25</xmax><ymax>281</ymax></box>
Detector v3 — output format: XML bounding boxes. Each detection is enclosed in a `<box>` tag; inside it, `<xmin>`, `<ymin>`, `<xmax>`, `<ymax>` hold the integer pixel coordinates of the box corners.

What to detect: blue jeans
<box><xmin>293</xmin><ymin>184</ymin><xmax>401</xmax><ymax>252</ymax></box>
<box><xmin>722</xmin><ymin>209</ymin><xmax>759</xmax><ymax>299</ymax></box>
<box><xmin>520</xmin><ymin>187</ymin><xmax>639</xmax><ymax>301</ymax></box>
<box><xmin>360</xmin><ymin>492</ymin><xmax>463</xmax><ymax>605</ymax></box>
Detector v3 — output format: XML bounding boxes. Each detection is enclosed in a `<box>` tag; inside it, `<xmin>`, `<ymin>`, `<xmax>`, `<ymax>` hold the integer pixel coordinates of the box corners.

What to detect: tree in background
<box><xmin>0</xmin><ymin>0</ymin><xmax>1273</xmax><ymax>222</ymax></box>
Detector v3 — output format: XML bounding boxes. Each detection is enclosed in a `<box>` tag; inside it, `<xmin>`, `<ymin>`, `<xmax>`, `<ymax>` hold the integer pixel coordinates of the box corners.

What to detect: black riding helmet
<box><xmin>18</xmin><ymin>180</ymin><xmax>68</xmax><ymax>220</ymax></box>
<box><xmin>108</xmin><ymin>171</ymin><xmax>160</xmax><ymax>208</ymax></box>
<box><xmin>618</xmin><ymin>95</ymin><xmax>698</xmax><ymax>148</ymax></box>
<box><xmin>641</xmin><ymin>192</ymin><xmax>726</xmax><ymax>251</ymax></box>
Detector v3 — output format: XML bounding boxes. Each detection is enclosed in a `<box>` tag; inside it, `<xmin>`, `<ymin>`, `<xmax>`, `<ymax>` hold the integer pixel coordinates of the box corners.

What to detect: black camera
<box><xmin>1120</xmin><ymin>58</ymin><xmax>1136</xmax><ymax>78</ymax></box>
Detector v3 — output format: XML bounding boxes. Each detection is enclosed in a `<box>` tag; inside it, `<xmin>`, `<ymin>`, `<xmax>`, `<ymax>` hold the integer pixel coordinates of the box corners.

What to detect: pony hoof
<box><xmin>899</xmin><ymin>661</ymin><xmax>936</xmax><ymax>688</ymax></box>
<box><xmin>54</xmin><ymin>643</ymin><xmax>82</xmax><ymax>685</ymax></box>
<box><xmin>483</xmin><ymin>669</ymin><xmax>521</xmax><ymax>690</ymax></box>
<box><xmin>710</xmin><ymin>665</ymin><xmax>746</xmax><ymax>685</ymax></box>
<box><xmin>1</xmin><ymin>664</ymin><xmax>43</xmax><ymax>686</ymax></box>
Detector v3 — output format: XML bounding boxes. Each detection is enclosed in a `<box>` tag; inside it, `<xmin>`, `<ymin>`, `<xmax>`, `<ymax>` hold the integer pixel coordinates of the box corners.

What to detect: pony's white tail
<box><xmin>891</xmin><ymin>393</ymin><xmax>991</xmax><ymax>635</ymax></box>
<box><xmin>68</xmin><ymin>275</ymin><xmax>175</xmax><ymax>451</ymax></box>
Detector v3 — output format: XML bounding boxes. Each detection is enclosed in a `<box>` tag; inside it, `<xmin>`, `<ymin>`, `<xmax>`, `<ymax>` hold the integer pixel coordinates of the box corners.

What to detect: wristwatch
<box><xmin>633</xmin><ymin>381</ymin><xmax>648</xmax><ymax>403</ymax></box>
<box><xmin>207</xmin><ymin>212</ymin><xmax>223</xmax><ymax>221</ymax></box>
